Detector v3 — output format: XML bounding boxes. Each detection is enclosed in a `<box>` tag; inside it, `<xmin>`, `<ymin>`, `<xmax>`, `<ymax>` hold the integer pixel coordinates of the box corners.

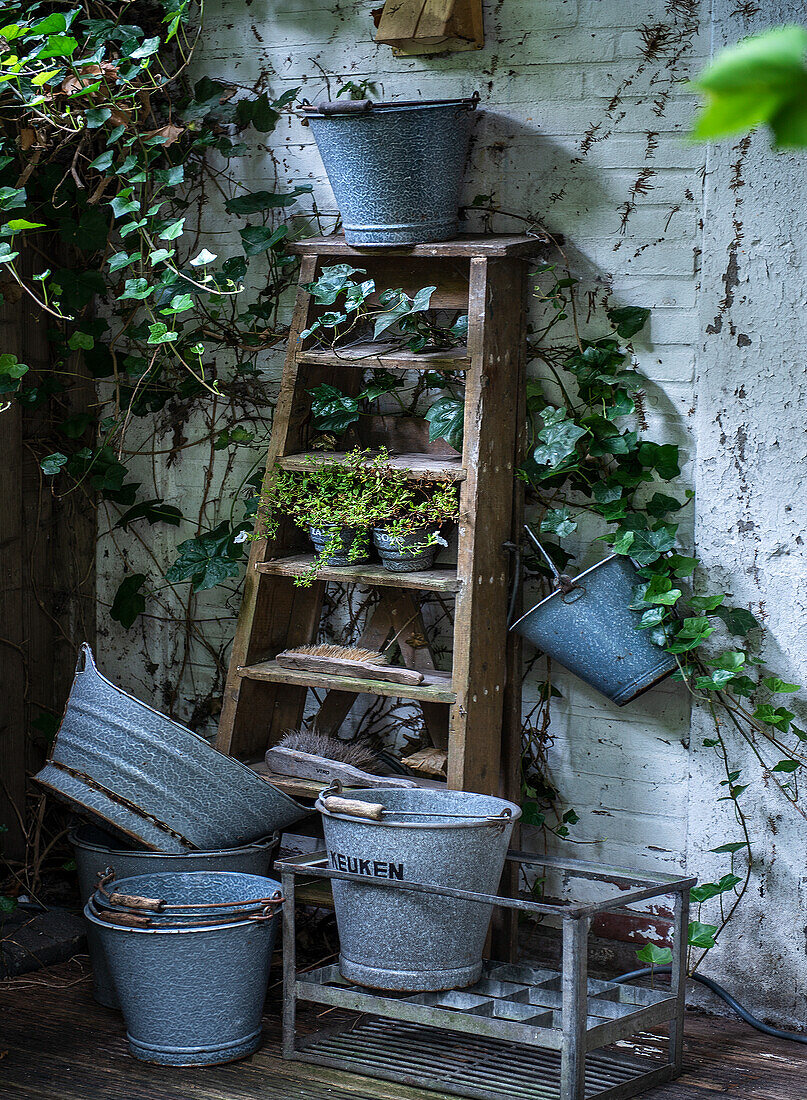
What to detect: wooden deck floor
<box><xmin>1</xmin><ymin>957</ymin><xmax>806</xmax><ymax>1099</ymax></box>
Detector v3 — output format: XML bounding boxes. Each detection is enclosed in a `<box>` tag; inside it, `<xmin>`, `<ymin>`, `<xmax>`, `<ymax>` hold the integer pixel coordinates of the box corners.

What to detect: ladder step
<box><xmin>237</xmin><ymin>660</ymin><xmax>456</xmax><ymax>703</ymax></box>
<box><xmin>277</xmin><ymin>452</ymin><xmax>465</xmax><ymax>481</ymax></box>
<box><xmin>256</xmin><ymin>556</ymin><xmax>459</xmax><ymax>593</ymax></box>
<box><xmin>295</xmin><ymin>344</ymin><xmax>470</xmax><ymax>372</ymax></box>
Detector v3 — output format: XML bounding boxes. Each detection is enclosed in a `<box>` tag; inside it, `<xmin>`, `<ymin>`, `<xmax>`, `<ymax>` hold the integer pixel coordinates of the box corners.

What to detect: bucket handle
<box><xmin>523</xmin><ymin>525</ymin><xmax>586</xmax><ymax>604</ymax></box>
<box><xmin>76</xmin><ymin>642</ymin><xmax>97</xmax><ymax>675</ymax></box>
<box><xmin>319</xmin><ymin>783</ymin><xmax>514</xmax><ymax>826</ymax></box>
<box><xmin>95</xmin><ymin>871</ymin><xmax>284</xmax><ymax>916</ymax></box>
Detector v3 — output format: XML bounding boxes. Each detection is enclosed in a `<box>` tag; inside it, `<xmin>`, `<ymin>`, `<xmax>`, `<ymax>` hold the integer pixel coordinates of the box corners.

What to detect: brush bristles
<box><xmin>285</xmin><ymin>643</ymin><xmax>389</xmax><ymax>665</ymax></box>
<box><xmin>279</xmin><ymin>729</ymin><xmax>379</xmax><ymax>771</ymax></box>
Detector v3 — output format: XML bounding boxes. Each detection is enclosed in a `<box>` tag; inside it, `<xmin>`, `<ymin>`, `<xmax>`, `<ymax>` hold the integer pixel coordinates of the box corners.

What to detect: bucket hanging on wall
<box><xmin>86</xmin><ymin>870</ymin><xmax>282</xmax><ymax>1065</ymax></box>
<box><xmin>70</xmin><ymin>825</ymin><xmax>278</xmax><ymax>1009</ymax></box>
<box><xmin>315</xmin><ymin>786</ymin><xmax>519</xmax><ymax>992</ymax></box>
<box><xmin>510</xmin><ymin>526</ymin><xmax>677</xmax><ymax>706</ymax></box>
<box><xmin>301</xmin><ymin>95</ymin><xmax>478</xmax><ymax>247</ymax></box>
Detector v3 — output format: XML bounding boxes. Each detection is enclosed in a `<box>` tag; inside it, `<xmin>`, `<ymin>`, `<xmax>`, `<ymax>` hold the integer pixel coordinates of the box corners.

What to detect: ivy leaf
<box><xmin>373</xmin><ymin>286</ymin><xmax>435</xmax><ymax>339</ymax></box>
<box><xmin>308</xmin><ymin>383</ymin><xmax>360</xmax><ymax>433</ymax></box>
<box><xmin>41</xmin><ymin>452</ymin><xmax>68</xmax><ymax>475</ymax></box>
<box><xmin>110</xmin><ymin>574</ymin><xmax>147</xmax><ymax>629</ymax></box>
<box><xmin>532</xmin><ymin>408</ymin><xmax>586</xmax><ymax>468</ymax></box>
<box><xmin>67</xmin><ymin>331</ymin><xmax>94</xmax><ymax>351</ymax></box>
<box><xmin>706</xmin><ymin>650</ymin><xmax>746</xmax><ymax>671</ymax></box>
<box><xmin>225</xmin><ymin>186</ymin><xmax>312</xmax><ymax>215</ymax></box>
<box><xmin>148</xmin><ymin>322</ymin><xmax>178</xmax><ymax>345</ymax></box>
<box><xmin>608</xmin><ymin>305</ymin><xmax>650</xmax><ymax>339</ymax></box>
<box><xmin>695</xmin><ymin>669</ymin><xmax>737</xmax><ymax>691</ymax></box>
<box><xmin>690</xmin><ymin>875</ymin><xmax>741</xmax><ymax>904</ymax></box>
<box><xmin>0</xmin><ymin>352</ymin><xmax>28</xmax><ymax>393</ymax></box>
<box><xmin>130</xmin><ymin>35</ymin><xmax>160</xmax><ymax>60</ymax></box>
<box><xmin>635</xmin><ymin>943</ymin><xmax>672</xmax><ymax>966</ymax></box>
<box><xmin>714</xmin><ymin>605</ymin><xmax>759</xmax><ymax>636</ymax></box>
<box><xmin>108</xmin><ymin>252</ymin><xmax>135</xmax><ymax>273</ymax></box>
<box><xmin>36</xmin><ymin>34</ymin><xmax>78</xmax><ymax>58</ymax></box>
<box><xmin>424</xmin><ymin>396</ymin><xmax>464</xmax><ymax>451</ymax></box>
<box><xmin>771</xmin><ymin>758</ymin><xmax>801</xmax><ymax>773</ymax></box>
<box><xmin>303</xmin><ymin>264</ymin><xmax>363</xmax><ymax>306</ymax></box>
<box><xmin>637</xmin><ymin>441</ymin><xmax>680</xmax><ymax>480</ymax></box>
<box><xmin>687</xmin><ymin>920</ymin><xmax>718</xmax><ymax>950</ymax></box>
<box><xmin>625</xmin><ymin>525</ymin><xmax>677</xmax><ymax>566</ymax></box>
<box><xmin>166</xmin><ymin>522</ymin><xmax>244</xmax><ymax>591</ymax></box>
<box><xmin>763</xmin><ymin>676</ymin><xmax>800</xmax><ymax>693</ymax></box>
<box><xmin>540</xmin><ymin>507</ymin><xmax>578</xmax><ymax>539</ymax></box>
<box><xmin>239</xmin><ymin>223</ymin><xmax>288</xmax><ymax>256</ymax></box>
<box><xmin>0</xmin><ymin>895</ymin><xmax>17</xmax><ymax>914</ymax></box>
<box><xmin>710</xmin><ymin>842</ymin><xmax>746</xmax><ymax>854</ymax></box>
<box><xmin>646</xmin><ymin>492</ymin><xmax>685</xmax><ymax>517</ymax></box>
<box><xmin>119</xmin><ymin>278</ymin><xmax>152</xmax><ymax>301</ymax></box>
<box><xmin>753</xmin><ymin>704</ymin><xmax>795</xmax><ymax>732</ymax></box>
<box><xmin>89</xmin><ymin>149</ymin><xmax>114</xmax><ymax>171</ymax></box>
<box><xmin>158</xmin><ymin>218</ymin><xmax>185</xmax><ymax>241</ymax></box>
<box><xmin>115</xmin><ymin>500</ymin><xmax>183</xmax><ymax>529</ymax></box>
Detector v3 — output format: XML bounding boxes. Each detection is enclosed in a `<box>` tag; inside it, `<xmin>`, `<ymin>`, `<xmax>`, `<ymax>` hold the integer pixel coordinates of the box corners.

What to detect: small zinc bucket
<box><xmin>70</xmin><ymin>824</ymin><xmax>278</xmax><ymax>1009</ymax></box>
<box><xmin>511</xmin><ymin>527</ymin><xmax>677</xmax><ymax>706</ymax></box>
<box><xmin>316</xmin><ymin>787</ymin><xmax>519</xmax><ymax>992</ymax></box>
<box><xmin>302</xmin><ymin>96</ymin><xmax>478</xmax><ymax>247</ymax></box>
<box><xmin>86</xmin><ymin>871</ymin><xmax>282</xmax><ymax>1065</ymax></box>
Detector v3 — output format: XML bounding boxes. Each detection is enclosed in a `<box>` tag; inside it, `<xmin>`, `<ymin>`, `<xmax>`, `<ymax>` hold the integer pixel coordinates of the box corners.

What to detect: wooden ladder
<box><xmin>216</xmin><ymin>234</ymin><xmax>535</xmax><ymax>801</ymax></box>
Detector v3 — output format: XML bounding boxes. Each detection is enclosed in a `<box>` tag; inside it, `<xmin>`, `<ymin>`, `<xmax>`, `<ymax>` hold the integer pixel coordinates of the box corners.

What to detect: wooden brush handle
<box><xmin>276</xmin><ymin>652</ymin><xmax>424</xmax><ymax>686</ymax></box>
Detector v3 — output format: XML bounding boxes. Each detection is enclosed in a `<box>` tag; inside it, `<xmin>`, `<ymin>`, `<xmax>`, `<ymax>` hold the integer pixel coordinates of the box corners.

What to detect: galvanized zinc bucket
<box><xmin>315</xmin><ymin>786</ymin><xmax>519</xmax><ymax>992</ymax></box>
<box><xmin>70</xmin><ymin>824</ymin><xmax>278</xmax><ymax>1009</ymax></box>
<box><xmin>511</xmin><ymin>527</ymin><xmax>677</xmax><ymax>706</ymax></box>
<box><xmin>302</xmin><ymin>96</ymin><xmax>478</xmax><ymax>247</ymax></box>
<box><xmin>85</xmin><ymin>871</ymin><xmax>282</xmax><ymax>1065</ymax></box>
<box><xmin>35</xmin><ymin>644</ymin><xmax>307</xmax><ymax>852</ymax></box>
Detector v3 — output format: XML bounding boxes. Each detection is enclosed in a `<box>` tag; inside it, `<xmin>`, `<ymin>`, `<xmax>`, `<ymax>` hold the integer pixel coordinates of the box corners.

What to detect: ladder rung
<box><xmin>237</xmin><ymin>660</ymin><xmax>456</xmax><ymax>703</ymax></box>
<box><xmin>256</xmin><ymin>556</ymin><xmax>459</xmax><ymax>594</ymax></box>
<box><xmin>277</xmin><ymin>452</ymin><xmax>465</xmax><ymax>481</ymax></box>
<box><xmin>295</xmin><ymin>344</ymin><xmax>470</xmax><ymax>372</ymax></box>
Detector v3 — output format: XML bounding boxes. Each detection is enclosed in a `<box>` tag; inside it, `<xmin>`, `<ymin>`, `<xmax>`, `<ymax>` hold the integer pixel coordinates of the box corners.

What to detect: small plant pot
<box><xmin>372</xmin><ymin>526</ymin><xmax>440</xmax><ymax>573</ymax></box>
<box><xmin>309</xmin><ymin>524</ymin><xmax>371</xmax><ymax>567</ymax></box>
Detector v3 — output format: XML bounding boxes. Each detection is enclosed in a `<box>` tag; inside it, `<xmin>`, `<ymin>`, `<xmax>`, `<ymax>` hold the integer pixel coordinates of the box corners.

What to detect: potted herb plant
<box><xmin>259</xmin><ymin>449</ymin><xmax>377</xmax><ymax>584</ymax></box>
<box><xmin>366</xmin><ymin>462</ymin><xmax>460</xmax><ymax>573</ymax></box>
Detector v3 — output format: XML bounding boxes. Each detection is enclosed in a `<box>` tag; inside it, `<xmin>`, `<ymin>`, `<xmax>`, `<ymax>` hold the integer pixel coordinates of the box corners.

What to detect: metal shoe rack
<box><xmin>278</xmin><ymin>850</ymin><xmax>695</xmax><ymax>1100</ymax></box>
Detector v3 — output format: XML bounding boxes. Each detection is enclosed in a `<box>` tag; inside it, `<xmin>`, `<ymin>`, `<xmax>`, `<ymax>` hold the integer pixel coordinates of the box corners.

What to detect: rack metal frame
<box><xmin>278</xmin><ymin>850</ymin><xmax>695</xmax><ymax>1100</ymax></box>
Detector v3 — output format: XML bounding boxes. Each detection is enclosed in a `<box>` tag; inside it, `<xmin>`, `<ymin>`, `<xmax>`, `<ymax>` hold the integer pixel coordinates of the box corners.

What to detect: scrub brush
<box><xmin>265</xmin><ymin>728</ymin><xmax>416</xmax><ymax>789</ymax></box>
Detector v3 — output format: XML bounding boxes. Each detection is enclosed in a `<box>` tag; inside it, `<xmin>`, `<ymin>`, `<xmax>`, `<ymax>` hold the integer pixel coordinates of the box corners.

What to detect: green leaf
<box><xmin>540</xmin><ymin>507</ymin><xmax>578</xmax><ymax>539</ymax></box>
<box><xmin>608</xmin><ymin>306</ymin><xmax>650</xmax><ymax>339</ymax></box>
<box><xmin>4</xmin><ymin>218</ymin><xmax>45</xmax><ymax>232</ymax></box>
<box><xmin>89</xmin><ymin>149</ymin><xmax>114</xmax><ymax>171</ymax></box>
<box><xmin>763</xmin><ymin>676</ymin><xmax>800</xmax><ymax>694</ymax></box>
<box><xmin>130</xmin><ymin>35</ymin><xmax>160</xmax><ymax>60</ymax></box>
<box><xmin>308</xmin><ymin>383</ymin><xmax>360</xmax><ymax>433</ymax></box>
<box><xmin>239</xmin><ymin>223</ymin><xmax>288</xmax><ymax>257</ymax></box>
<box><xmin>373</xmin><ymin>286</ymin><xmax>436</xmax><ymax>339</ymax></box>
<box><xmin>84</xmin><ymin>107</ymin><xmax>112</xmax><ymax>128</ymax></box>
<box><xmin>706</xmin><ymin>650</ymin><xmax>746</xmax><ymax>671</ymax></box>
<box><xmin>159</xmin><ymin>218</ymin><xmax>185</xmax><ymax>241</ymax></box>
<box><xmin>41</xmin><ymin>452</ymin><xmax>68</xmax><ymax>475</ymax></box>
<box><xmin>690</xmin><ymin>874</ymin><xmax>741</xmax><ymax>903</ymax></box>
<box><xmin>714</xmin><ymin>605</ymin><xmax>759</xmax><ymax>636</ymax></box>
<box><xmin>110</xmin><ymin>192</ymin><xmax>139</xmax><ymax>218</ymax></box>
<box><xmin>710</xmin><ymin>841</ymin><xmax>746</xmax><ymax>854</ymax></box>
<box><xmin>108</xmin><ymin>251</ymin><xmax>135</xmax><ymax>273</ymax></box>
<box><xmin>67</xmin><ymin>331</ymin><xmax>94</xmax><ymax>351</ymax></box>
<box><xmin>771</xmin><ymin>758</ymin><xmax>801</xmax><ymax>773</ymax></box>
<box><xmin>532</xmin><ymin>408</ymin><xmax>587</xmax><ymax>468</ymax></box>
<box><xmin>635</xmin><ymin>943</ymin><xmax>672</xmax><ymax>966</ymax></box>
<box><xmin>424</xmin><ymin>396</ymin><xmax>464</xmax><ymax>451</ymax></box>
<box><xmin>691</xmin><ymin>27</ymin><xmax>807</xmax><ymax>147</ymax></box>
<box><xmin>687</xmin><ymin>920</ymin><xmax>718</xmax><ymax>950</ymax></box>
<box><xmin>0</xmin><ymin>895</ymin><xmax>17</xmax><ymax>914</ymax></box>
<box><xmin>753</xmin><ymin>704</ymin><xmax>795</xmax><ymax>732</ymax></box>
<box><xmin>115</xmin><ymin>499</ymin><xmax>183</xmax><ymax>529</ymax></box>
<box><xmin>36</xmin><ymin>34</ymin><xmax>78</xmax><ymax>59</ymax></box>
<box><xmin>110</xmin><ymin>573</ymin><xmax>147</xmax><ymax>629</ymax></box>
<box><xmin>147</xmin><ymin>322</ymin><xmax>178</xmax><ymax>345</ymax></box>
<box><xmin>119</xmin><ymin>278</ymin><xmax>152</xmax><ymax>302</ymax></box>
<box><xmin>226</xmin><ymin>186</ymin><xmax>312</xmax><ymax>215</ymax></box>
<box><xmin>165</xmin><ymin>522</ymin><xmax>244</xmax><ymax>591</ymax></box>
<box><xmin>637</xmin><ymin>441</ymin><xmax>680</xmax><ymax>480</ymax></box>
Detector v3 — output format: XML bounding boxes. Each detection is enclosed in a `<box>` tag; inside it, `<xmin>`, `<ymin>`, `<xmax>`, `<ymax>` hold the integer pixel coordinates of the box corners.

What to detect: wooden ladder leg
<box><xmin>448</xmin><ymin>257</ymin><xmax>523</xmax><ymax>795</ymax></box>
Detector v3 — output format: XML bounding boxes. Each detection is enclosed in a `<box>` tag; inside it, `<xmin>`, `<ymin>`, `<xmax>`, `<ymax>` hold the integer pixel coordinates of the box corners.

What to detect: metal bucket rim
<box><xmin>84</xmin><ymin>897</ymin><xmax>277</xmax><ymax>935</ymax></box>
<box><xmin>316</xmin><ymin>788</ymin><xmax>521</xmax><ymax>829</ymax></box>
<box><xmin>509</xmin><ymin>553</ymin><xmax>620</xmax><ymax>632</ymax></box>
<box><xmin>69</xmin><ymin>825</ymin><xmax>279</xmax><ymax>859</ymax></box>
<box><xmin>52</xmin><ymin>646</ymin><xmax>305</xmax><ymax>818</ymax></box>
<box><xmin>300</xmin><ymin>97</ymin><xmax>478</xmax><ymax>115</ymax></box>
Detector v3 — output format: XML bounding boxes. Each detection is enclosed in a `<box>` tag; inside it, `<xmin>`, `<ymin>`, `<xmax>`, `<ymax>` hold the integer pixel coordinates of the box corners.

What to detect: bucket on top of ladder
<box><xmin>316</xmin><ymin>786</ymin><xmax>520</xmax><ymax>992</ymax></box>
<box><xmin>300</xmin><ymin>95</ymin><xmax>479</xmax><ymax>247</ymax></box>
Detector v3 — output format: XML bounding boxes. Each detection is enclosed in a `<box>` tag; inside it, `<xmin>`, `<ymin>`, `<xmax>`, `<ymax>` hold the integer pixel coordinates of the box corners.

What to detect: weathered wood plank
<box><xmin>288</xmin><ymin>235</ymin><xmax>543</xmax><ymax>259</ymax></box>
<box><xmin>277</xmin><ymin>452</ymin><xmax>465</xmax><ymax>481</ymax></box>
<box><xmin>238</xmin><ymin>660</ymin><xmax>455</xmax><ymax>703</ymax></box>
<box><xmin>295</xmin><ymin>345</ymin><xmax>470</xmax><ymax>372</ymax></box>
<box><xmin>257</xmin><ymin>556</ymin><xmax>460</xmax><ymax>593</ymax></box>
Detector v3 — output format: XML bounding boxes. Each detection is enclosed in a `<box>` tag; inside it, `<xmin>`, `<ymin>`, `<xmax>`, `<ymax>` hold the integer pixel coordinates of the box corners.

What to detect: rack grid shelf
<box><xmin>278</xmin><ymin>849</ymin><xmax>695</xmax><ymax>1100</ymax></box>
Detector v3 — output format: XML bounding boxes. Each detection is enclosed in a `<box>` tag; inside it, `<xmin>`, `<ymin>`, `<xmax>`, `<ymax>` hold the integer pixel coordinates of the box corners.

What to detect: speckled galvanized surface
<box><xmin>306</xmin><ymin>101</ymin><xmax>475</xmax><ymax>247</ymax></box>
<box><xmin>372</xmin><ymin>526</ymin><xmax>439</xmax><ymax>572</ymax></box>
<box><xmin>317</xmin><ymin>788</ymin><xmax>519</xmax><ymax>992</ymax></box>
<box><xmin>71</xmin><ymin>829</ymin><xmax>278</xmax><ymax>1009</ymax></box>
<box><xmin>92</xmin><ymin>870</ymin><xmax>281</xmax><ymax>924</ymax></box>
<box><xmin>34</xmin><ymin>645</ymin><xmax>307</xmax><ymax>853</ymax></box>
<box><xmin>84</xmin><ymin>871</ymin><xmax>281</xmax><ymax>1066</ymax></box>
<box><xmin>511</xmin><ymin>556</ymin><xmax>677</xmax><ymax>706</ymax></box>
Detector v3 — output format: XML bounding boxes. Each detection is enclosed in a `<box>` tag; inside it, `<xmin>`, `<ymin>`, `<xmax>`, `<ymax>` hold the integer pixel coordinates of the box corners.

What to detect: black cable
<box><xmin>613</xmin><ymin>965</ymin><xmax>807</xmax><ymax>1045</ymax></box>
